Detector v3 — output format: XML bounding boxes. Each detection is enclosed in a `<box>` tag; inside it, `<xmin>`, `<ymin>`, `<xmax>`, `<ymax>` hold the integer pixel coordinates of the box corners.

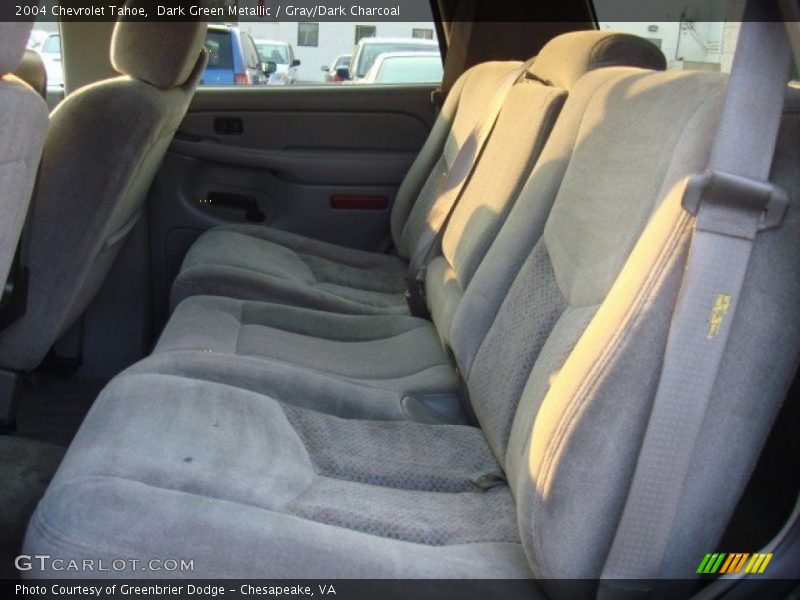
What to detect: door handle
<box><xmin>199</xmin><ymin>192</ymin><xmax>265</xmax><ymax>223</ymax></box>
<box><xmin>214</xmin><ymin>117</ymin><xmax>243</xmax><ymax>135</ymax></box>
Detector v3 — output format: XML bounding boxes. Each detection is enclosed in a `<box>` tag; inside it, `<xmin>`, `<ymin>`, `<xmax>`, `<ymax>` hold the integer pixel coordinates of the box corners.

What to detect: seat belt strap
<box><xmin>598</xmin><ymin>3</ymin><xmax>792</xmax><ymax>595</ymax></box>
<box><xmin>406</xmin><ymin>58</ymin><xmax>534</xmax><ymax>316</ymax></box>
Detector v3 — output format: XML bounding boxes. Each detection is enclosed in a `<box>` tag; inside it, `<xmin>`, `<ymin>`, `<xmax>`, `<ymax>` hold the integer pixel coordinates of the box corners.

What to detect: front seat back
<box><xmin>0</xmin><ymin>18</ymin><xmax>208</xmax><ymax>372</ymax></box>
<box><xmin>0</xmin><ymin>23</ymin><xmax>48</xmax><ymax>314</ymax></box>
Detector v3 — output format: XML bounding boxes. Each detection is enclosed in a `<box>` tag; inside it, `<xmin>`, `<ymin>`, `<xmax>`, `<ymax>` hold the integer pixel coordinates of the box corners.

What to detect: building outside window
<box><xmin>298</xmin><ymin>22</ymin><xmax>319</xmax><ymax>47</ymax></box>
<box><xmin>355</xmin><ymin>25</ymin><xmax>377</xmax><ymax>44</ymax></box>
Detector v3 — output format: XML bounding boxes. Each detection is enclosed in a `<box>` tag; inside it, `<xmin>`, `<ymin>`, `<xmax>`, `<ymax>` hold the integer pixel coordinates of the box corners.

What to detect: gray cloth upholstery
<box><xmin>25</xmin><ymin>373</ymin><xmax>534</xmax><ymax>579</ymax></box>
<box><xmin>125</xmin><ymin>349</ymin><xmax>445</xmax><ymax>422</ymax></box>
<box><xmin>0</xmin><ymin>21</ymin><xmax>34</xmax><ymax>76</ymax></box>
<box><xmin>528</xmin><ymin>30</ymin><xmax>667</xmax><ymax>90</ymax></box>
<box><xmin>24</xmin><ymin>66</ymin><xmax>800</xmax><ymax>588</ymax></box>
<box><xmin>161</xmin><ymin>38</ymin><xmax>670</xmax><ymax>425</ymax></box>
<box><xmin>111</xmin><ymin>8</ymin><xmax>209</xmax><ymax>89</ymax></box>
<box><xmin>0</xmin><ymin>24</ymin><xmax>48</xmax><ymax>298</ymax></box>
<box><xmin>517</xmin><ymin>105</ymin><xmax>800</xmax><ymax>589</ymax></box>
<box><xmin>171</xmin><ymin>31</ymin><xmax>666</xmax><ymax>316</ymax></box>
<box><xmin>457</xmin><ymin>69</ymin><xmax>728</xmax><ymax>463</ymax></box>
<box><xmin>169</xmin><ymin>61</ymin><xmax>520</xmax><ymax>315</ymax></box>
<box><xmin>0</xmin><ymin>27</ymin><xmax>208</xmax><ymax>372</ymax></box>
<box><xmin>153</xmin><ymin>296</ymin><xmax>461</xmax><ymax>418</ymax></box>
<box><xmin>171</xmin><ymin>225</ymin><xmax>411</xmax><ymax>315</ymax></box>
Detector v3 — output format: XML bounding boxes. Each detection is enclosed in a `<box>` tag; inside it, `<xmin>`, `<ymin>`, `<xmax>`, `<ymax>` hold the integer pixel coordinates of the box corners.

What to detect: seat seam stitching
<box><xmin>531</xmin><ymin>208</ymin><xmax>690</xmax><ymax>579</ymax></box>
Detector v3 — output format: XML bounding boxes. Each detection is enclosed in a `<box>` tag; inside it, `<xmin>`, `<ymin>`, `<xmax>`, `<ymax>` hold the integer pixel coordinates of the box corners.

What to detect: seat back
<box><xmin>389</xmin><ymin>31</ymin><xmax>666</xmax><ymax>266</ymax></box>
<box><xmin>451</xmin><ymin>69</ymin><xmax>727</xmax><ymax>464</ymax></box>
<box><xmin>422</xmin><ymin>31</ymin><xmax>667</xmax><ymax>340</ymax></box>
<box><xmin>0</xmin><ymin>23</ymin><xmax>48</xmax><ymax>317</ymax></box>
<box><xmin>518</xmin><ymin>85</ymin><xmax>800</xmax><ymax>590</ymax></box>
<box><xmin>444</xmin><ymin>66</ymin><xmax>800</xmax><ymax>588</ymax></box>
<box><xmin>0</xmin><ymin>18</ymin><xmax>208</xmax><ymax>371</ymax></box>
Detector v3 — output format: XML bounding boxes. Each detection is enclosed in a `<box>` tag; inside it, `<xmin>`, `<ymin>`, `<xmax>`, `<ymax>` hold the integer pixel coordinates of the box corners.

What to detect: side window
<box><xmin>241</xmin><ymin>33</ymin><xmax>260</xmax><ymax>70</ymax></box>
<box><xmin>27</xmin><ymin>12</ymin><xmax>63</xmax><ymax>105</ymax></box>
<box><xmin>355</xmin><ymin>25</ymin><xmax>377</xmax><ymax>44</ymax></box>
<box><xmin>298</xmin><ymin>23</ymin><xmax>320</xmax><ymax>47</ymax></box>
<box><xmin>42</xmin><ymin>34</ymin><xmax>61</xmax><ymax>54</ymax></box>
<box><xmin>595</xmin><ymin>2</ymin><xmax>740</xmax><ymax>73</ymax></box>
<box><xmin>201</xmin><ymin>0</ymin><xmax>441</xmax><ymax>87</ymax></box>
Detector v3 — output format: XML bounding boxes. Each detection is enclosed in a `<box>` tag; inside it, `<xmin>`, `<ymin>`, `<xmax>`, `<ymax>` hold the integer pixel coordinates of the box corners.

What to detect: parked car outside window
<box><xmin>34</xmin><ymin>32</ymin><xmax>63</xmax><ymax>89</ymax></box>
<box><xmin>202</xmin><ymin>25</ymin><xmax>267</xmax><ymax>86</ymax></box>
<box><xmin>322</xmin><ymin>53</ymin><xmax>351</xmax><ymax>82</ymax></box>
<box><xmin>349</xmin><ymin>37</ymin><xmax>439</xmax><ymax>81</ymax></box>
<box><xmin>255</xmin><ymin>40</ymin><xmax>301</xmax><ymax>85</ymax></box>
<box><xmin>362</xmin><ymin>51</ymin><xmax>443</xmax><ymax>84</ymax></box>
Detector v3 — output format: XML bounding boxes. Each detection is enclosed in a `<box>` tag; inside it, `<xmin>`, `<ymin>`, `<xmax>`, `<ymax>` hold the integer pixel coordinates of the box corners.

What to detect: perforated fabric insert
<box><xmin>300</xmin><ymin>253</ymin><xmax>407</xmax><ymax>294</ymax></box>
<box><xmin>468</xmin><ymin>242</ymin><xmax>567</xmax><ymax>461</ymax></box>
<box><xmin>280</xmin><ymin>404</ymin><xmax>519</xmax><ymax>546</ymax></box>
<box><xmin>285</xmin><ymin>476</ymin><xmax>518</xmax><ymax>546</ymax></box>
<box><xmin>504</xmin><ymin>304</ymin><xmax>598</xmax><ymax>490</ymax></box>
<box><xmin>282</xmin><ymin>404</ymin><xmax>500</xmax><ymax>493</ymax></box>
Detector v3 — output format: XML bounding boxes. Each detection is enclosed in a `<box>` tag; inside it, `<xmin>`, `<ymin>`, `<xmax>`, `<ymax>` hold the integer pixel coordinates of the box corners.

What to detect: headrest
<box><xmin>111</xmin><ymin>6</ymin><xmax>207</xmax><ymax>89</ymax></box>
<box><xmin>0</xmin><ymin>21</ymin><xmax>35</xmax><ymax>76</ymax></box>
<box><xmin>13</xmin><ymin>49</ymin><xmax>47</xmax><ymax>99</ymax></box>
<box><xmin>529</xmin><ymin>30</ymin><xmax>667</xmax><ymax>90</ymax></box>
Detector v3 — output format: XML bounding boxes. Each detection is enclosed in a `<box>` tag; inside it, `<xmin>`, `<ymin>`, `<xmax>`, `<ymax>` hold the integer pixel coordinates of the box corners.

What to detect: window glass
<box><xmin>204</xmin><ymin>29</ymin><xmax>234</xmax><ymax>70</ymax></box>
<box><xmin>298</xmin><ymin>23</ymin><xmax>319</xmax><ymax>47</ymax></box>
<box><xmin>353</xmin><ymin>41</ymin><xmax>440</xmax><ymax>79</ymax></box>
<box><xmin>373</xmin><ymin>54</ymin><xmax>443</xmax><ymax>84</ymax></box>
<box><xmin>26</xmin><ymin>11</ymin><xmax>62</xmax><ymax>98</ymax></box>
<box><xmin>241</xmin><ymin>33</ymin><xmax>260</xmax><ymax>69</ymax></box>
<box><xmin>355</xmin><ymin>25</ymin><xmax>377</xmax><ymax>44</ymax></box>
<box><xmin>42</xmin><ymin>34</ymin><xmax>61</xmax><ymax>54</ymax></box>
<box><xmin>257</xmin><ymin>43</ymin><xmax>289</xmax><ymax>65</ymax></box>
<box><xmin>201</xmin><ymin>0</ymin><xmax>440</xmax><ymax>87</ymax></box>
<box><xmin>595</xmin><ymin>2</ymin><xmax>740</xmax><ymax>73</ymax></box>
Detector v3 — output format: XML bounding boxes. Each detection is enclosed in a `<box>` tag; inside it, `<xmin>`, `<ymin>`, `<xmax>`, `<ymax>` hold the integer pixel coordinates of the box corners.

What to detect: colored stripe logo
<box><xmin>697</xmin><ymin>552</ymin><xmax>773</xmax><ymax>574</ymax></box>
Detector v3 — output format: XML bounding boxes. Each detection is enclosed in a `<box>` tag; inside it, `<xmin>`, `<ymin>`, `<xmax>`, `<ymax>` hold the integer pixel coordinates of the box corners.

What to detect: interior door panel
<box><xmin>147</xmin><ymin>84</ymin><xmax>438</xmax><ymax>325</ymax></box>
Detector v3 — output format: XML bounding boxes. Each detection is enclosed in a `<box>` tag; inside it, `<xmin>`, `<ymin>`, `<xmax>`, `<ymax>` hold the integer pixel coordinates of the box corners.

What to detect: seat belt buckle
<box><xmin>682</xmin><ymin>170</ymin><xmax>788</xmax><ymax>232</ymax></box>
<box><xmin>430</xmin><ymin>88</ymin><xmax>444</xmax><ymax>111</ymax></box>
<box><xmin>405</xmin><ymin>267</ymin><xmax>429</xmax><ymax>318</ymax></box>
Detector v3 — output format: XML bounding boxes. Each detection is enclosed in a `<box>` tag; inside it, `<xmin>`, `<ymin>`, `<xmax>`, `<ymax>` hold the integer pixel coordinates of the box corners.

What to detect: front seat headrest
<box><xmin>111</xmin><ymin>2</ymin><xmax>208</xmax><ymax>89</ymax></box>
<box><xmin>529</xmin><ymin>30</ymin><xmax>668</xmax><ymax>90</ymax></box>
<box><xmin>13</xmin><ymin>49</ymin><xmax>47</xmax><ymax>99</ymax></box>
<box><xmin>0</xmin><ymin>21</ymin><xmax>36</xmax><ymax>77</ymax></box>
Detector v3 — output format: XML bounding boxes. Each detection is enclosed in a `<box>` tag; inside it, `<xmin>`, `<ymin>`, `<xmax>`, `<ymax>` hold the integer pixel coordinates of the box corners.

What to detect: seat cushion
<box><xmin>153</xmin><ymin>296</ymin><xmax>462</xmax><ymax>422</ymax></box>
<box><xmin>24</xmin><ymin>373</ymin><xmax>534</xmax><ymax>579</ymax></box>
<box><xmin>171</xmin><ymin>225</ymin><xmax>410</xmax><ymax>315</ymax></box>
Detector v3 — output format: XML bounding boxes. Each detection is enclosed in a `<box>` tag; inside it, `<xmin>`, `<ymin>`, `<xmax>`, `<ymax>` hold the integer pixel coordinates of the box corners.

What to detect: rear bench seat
<box><xmin>150</xmin><ymin>32</ymin><xmax>666</xmax><ymax>417</ymax></box>
<box><xmin>169</xmin><ymin>31</ymin><xmax>666</xmax><ymax>316</ymax></box>
<box><xmin>24</xmin><ymin>51</ymin><xmax>800</xmax><ymax>587</ymax></box>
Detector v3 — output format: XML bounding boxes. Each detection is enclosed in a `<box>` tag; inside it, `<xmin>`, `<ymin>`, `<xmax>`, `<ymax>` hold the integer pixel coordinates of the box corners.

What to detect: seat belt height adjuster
<box><xmin>682</xmin><ymin>169</ymin><xmax>788</xmax><ymax>233</ymax></box>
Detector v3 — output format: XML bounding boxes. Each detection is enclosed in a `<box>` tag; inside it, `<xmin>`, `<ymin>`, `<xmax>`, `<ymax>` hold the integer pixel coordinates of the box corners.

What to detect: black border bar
<box><xmin>2</xmin><ymin>0</ymin><xmax>794</xmax><ymax>22</ymax></box>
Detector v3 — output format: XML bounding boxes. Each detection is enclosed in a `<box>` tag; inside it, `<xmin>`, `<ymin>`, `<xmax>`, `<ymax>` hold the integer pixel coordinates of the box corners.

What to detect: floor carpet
<box><xmin>0</xmin><ymin>375</ymin><xmax>105</xmax><ymax>579</ymax></box>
